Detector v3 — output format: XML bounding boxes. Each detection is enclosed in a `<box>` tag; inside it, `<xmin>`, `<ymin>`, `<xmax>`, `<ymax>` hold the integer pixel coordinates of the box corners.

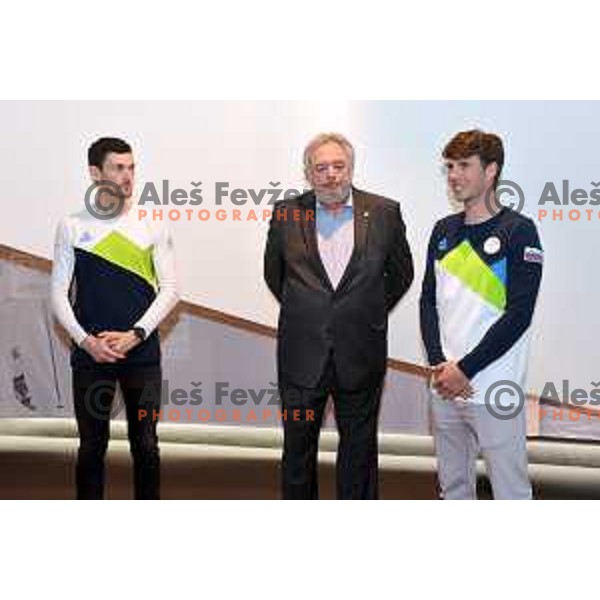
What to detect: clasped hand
<box><xmin>431</xmin><ymin>361</ymin><xmax>474</xmax><ymax>401</ymax></box>
<box><xmin>81</xmin><ymin>331</ymin><xmax>141</xmax><ymax>363</ymax></box>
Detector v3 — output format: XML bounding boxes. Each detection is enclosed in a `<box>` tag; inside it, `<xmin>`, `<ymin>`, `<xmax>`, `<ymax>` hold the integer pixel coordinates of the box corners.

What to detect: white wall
<box><xmin>0</xmin><ymin>101</ymin><xmax>597</xmax><ymax>394</ymax></box>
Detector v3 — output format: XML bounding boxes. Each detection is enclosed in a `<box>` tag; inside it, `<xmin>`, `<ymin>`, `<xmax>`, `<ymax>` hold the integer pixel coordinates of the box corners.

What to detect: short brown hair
<box><xmin>88</xmin><ymin>137</ymin><xmax>132</xmax><ymax>169</ymax></box>
<box><xmin>442</xmin><ymin>130</ymin><xmax>504</xmax><ymax>189</ymax></box>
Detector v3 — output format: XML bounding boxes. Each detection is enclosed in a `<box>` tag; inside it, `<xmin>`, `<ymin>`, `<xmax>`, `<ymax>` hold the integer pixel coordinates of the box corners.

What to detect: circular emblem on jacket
<box><xmin>483</xmin><ymin>236</ymin><xmax>501</xmax><ymax>255</ymax></box>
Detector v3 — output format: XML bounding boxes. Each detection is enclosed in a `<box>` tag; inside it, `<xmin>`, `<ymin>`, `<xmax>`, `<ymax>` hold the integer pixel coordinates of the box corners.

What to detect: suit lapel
<box><xmin>299</xmin><ymin>192</ymin><xmax>334</xmax><ymax>291</ymax></box>
<box><xmin>336</xmin><ymin>188</ymin><xmax>370</xmax><ymax>292</ymax></box>
<box><xmin>299</xmin><ymin>188</ymin><xmax>371</xmax><ymax>293</ymax></box>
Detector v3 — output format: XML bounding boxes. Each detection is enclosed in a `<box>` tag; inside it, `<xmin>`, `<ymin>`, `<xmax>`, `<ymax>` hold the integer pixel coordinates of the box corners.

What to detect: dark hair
<box><xmin>88</xmin><ymin>137</ymin><xmax>132</xmax><ymax>169</ymax></box>
<box><xmin>442</xmin><ymin>129</ymin><xmax>504</xmax><ymax>189</ymax></box>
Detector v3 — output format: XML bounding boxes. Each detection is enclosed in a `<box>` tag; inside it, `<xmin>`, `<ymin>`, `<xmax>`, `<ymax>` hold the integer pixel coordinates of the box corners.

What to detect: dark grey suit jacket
<box><xmin>264</xmin><ymin>187</ymin><xmax>413</xmax><ymax>390</ymax></box>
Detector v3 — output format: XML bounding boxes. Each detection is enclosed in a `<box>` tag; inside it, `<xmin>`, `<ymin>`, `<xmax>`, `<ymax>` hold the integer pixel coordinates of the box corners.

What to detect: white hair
<box><xmin>303</xmin><ymin>132</ymin><xmax>355</xmax><ymax>172</ymax></box>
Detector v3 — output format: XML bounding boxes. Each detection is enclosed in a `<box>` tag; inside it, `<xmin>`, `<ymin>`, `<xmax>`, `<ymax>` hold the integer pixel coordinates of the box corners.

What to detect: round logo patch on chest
<box><xmin>483</xmin><ymin>236</ymin><xmax>502</xmax><ymax>255</ymax></box>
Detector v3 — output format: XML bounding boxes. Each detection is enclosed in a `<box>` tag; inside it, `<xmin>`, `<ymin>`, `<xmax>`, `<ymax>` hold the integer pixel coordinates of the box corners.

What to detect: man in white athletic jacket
<box><xmin>420</xmin><ymin>130</ymin><xmax>543</xmax><ymax>500</ymax></box>
<box><xmin>51</xmin><ymin>137</ymin><xmax>179</xmax><ymax>499</ymax></box>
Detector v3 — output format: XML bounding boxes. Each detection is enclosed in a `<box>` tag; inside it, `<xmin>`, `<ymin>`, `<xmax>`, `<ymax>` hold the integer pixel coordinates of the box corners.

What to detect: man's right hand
<box><xmin>80</xmin><ymin>335</ymin><xmax>126</xmax><ymax>363</ymax></box>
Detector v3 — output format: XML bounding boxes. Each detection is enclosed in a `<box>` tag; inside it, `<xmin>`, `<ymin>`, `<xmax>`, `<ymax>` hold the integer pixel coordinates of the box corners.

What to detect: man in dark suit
<box><xmin>264</xmin><ymin>133</ymin><xmax>414</xmax><ymax>499</ymax></box>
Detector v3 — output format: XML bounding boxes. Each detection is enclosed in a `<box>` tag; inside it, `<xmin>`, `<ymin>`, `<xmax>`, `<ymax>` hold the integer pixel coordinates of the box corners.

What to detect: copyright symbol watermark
<box><xmin>485</xmin><ymin>179</ymin><xmax>525</xmax><ymax>216</ymax></box>
<box><xmin>84</xmin><ymin>180</ymin><xmax>125</xmax><ymax>220</ymax></box>
<box><xmin>83</xmin><ymin>379</ymin><xmax>124</xmax><ymax>421</ymax></box>
<box><xmin>484</xmin><ymin>380</ymin><xmax>525</xmax><ymax>421</ymax></box>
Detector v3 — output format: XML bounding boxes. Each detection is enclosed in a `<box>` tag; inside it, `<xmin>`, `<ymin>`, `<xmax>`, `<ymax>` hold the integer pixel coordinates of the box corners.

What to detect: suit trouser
<box><xmin>72</xmin><ymin>364</ymin><xmax>162</xmax><ymax>500</ymax></box>
<box><xmin>431</xmin><ymin>396</ymin><xmax>532</xmax><ymax>500</ymax></box>
<box><xmin>279</xmin><ymin>357</ymin><xmax>383</xmax><ymax>500</ymax></box>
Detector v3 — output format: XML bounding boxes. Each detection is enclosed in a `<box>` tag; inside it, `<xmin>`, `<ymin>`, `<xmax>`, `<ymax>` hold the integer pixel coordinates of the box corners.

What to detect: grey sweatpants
<box><xmin>431</xmin><ymin>396</ymin><xmax>532</xmax><ymax>500</ymax></box>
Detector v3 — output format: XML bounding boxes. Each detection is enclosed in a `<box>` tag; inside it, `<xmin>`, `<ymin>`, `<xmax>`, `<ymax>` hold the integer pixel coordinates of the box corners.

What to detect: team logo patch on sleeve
<box><xmin>524</xmin><ymin>246</ymin><xmax>544</xmax><ymax>264</ymax></box>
